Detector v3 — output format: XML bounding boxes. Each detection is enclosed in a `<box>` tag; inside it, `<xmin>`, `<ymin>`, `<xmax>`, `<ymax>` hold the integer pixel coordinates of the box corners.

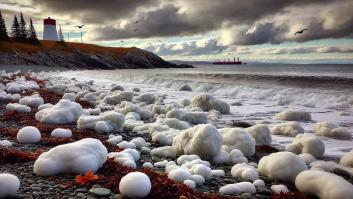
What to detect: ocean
<box><xmin>59</xmin><ymin>63</ymin><xmax>353</xmax><ymax>158</ymax></box>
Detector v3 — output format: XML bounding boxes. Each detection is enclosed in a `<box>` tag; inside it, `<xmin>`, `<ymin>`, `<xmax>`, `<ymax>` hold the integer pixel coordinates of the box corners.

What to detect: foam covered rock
<box><xmin>17</xmin><ymin>126</ymin><xmax>41</xmax><ymax>144</ymax></box>
<box><xmin>340</xmin><ymin>150</ymin><xmax>353</xmax><ymax>168</ymax></box>
<box><xmin>231</xmin><ymin>163</ymin><xmax>259</xmax><ymax>181</ymax></box>
<box><xmin>135</xmin><ymin>93</ymin><xmax>156</xmax><ymax>105</ymax></box>
<box><xmin>19</xmin><ymin>94</ymin><xmax>44</xmax><ymax>108</ymax></box>
<box><xmin>271</xmin><ymin>184</ymin><xmax>289</xmax><ymax>194</ymax></box>
<box><xmin>51</xmin><ymin>128</ymin><xmax>72</xmax><ymax>138</ymax></box>
<box><xmin>119</xmin><ymin>172</ymin><xmax>151</xmax><ymax>198</ymax></box>
<box><xmin>172</xmin><ymin>124</ymin><xmax>222</xmax><ymax>160</ymax></box>
<box><xmin>103</xmin><ymin>92</ymin><xmax>133</xmax><ymax>105</ymax></box>
<box><xmin>219</xmin><ymin>128</ymin><xmax>255</xmax><ymax>156</ymax></box>
<box><xmin>166</xmin><ymin>109</ymin><xmax>207</xmax><ymax>124</ymax></box>
<box><xmin>219</xmin><ymin>182</ymin><xmax>256</xmax><ymax>195</ymax></box>
<box><xmin>0</xmin><ymin>173</ymin><xmax>20</xmax><ymax>198</ymax></box>
<box><xmin>77</xmin><ymin>111</ymin><xmax>125</xmax><ymax>133</ymax></box>
<box><xmin>35</xmin><ymin>99</ymin><xmax>83</xmax><ymax>124</ymax></box>
<box><xmin>0</xmin><ymin>140</ymin><xmax>12</xmax><ymax>147</ymax></box>
<box><xmin>245</xmin><ymin>124</ymin><xmax>272</xmax><ymax>146</ymax></box>
<box><xmin>192</xmin><ymin>93</ymin><xmax>230</xmax><ymax>114</ymax></box>
<box><xmin>271</xmin><ymin>122</ymin><xmax>304</xmax><ymax>137</ymax></box>
<box><xmin>108</xmin><ymin>148</ymin><xmax>140</xmax><ymax>168</ymax></box>
<box><xmin>285</xmin><ymin>134</ymin><xmax>325</xmax><ymax>159</ymax></box>
<box><xmin>33</xmin><ymin>138</ymin><xmax>107</xmax><ymax>176</ymax></box>
<box><xmin>313</xmin><ymin>122</ymin><xmax>351</xmax><ymax>140</ymax></box>
<box><xmin>258</xmin><ymin>152</ymin><xmax>307</xmax><ymax>183</ymax></box>
<box><xmin>274</xmin><ymin>110</ymin><xmax>311</xmax><ymax>121</ymax></box>
<box><xmin>6</xmin><ymin>103</ymin><xmax>31</xmax><ymax>113</ymax></box>
<box><xmin>295</xmin><ymin>170</ymin><xmax>353</xmax><ymax>199</ymax></box>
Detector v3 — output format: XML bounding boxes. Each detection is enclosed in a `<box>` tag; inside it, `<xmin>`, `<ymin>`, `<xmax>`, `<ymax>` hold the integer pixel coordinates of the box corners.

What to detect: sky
<box><xmin>0</xmin><ymin>0</ymin><xmax>353</xmax><ymax>63</ymax></box>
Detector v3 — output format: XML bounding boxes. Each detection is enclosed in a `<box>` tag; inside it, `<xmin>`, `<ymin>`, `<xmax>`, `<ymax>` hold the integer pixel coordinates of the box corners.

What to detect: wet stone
<box><xmin>89</xmin><ymin>188</ymin><xmax>112</xmax><ymax>197</ymax></box>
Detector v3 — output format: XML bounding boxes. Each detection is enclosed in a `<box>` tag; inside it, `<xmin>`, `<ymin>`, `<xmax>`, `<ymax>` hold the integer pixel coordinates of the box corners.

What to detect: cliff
<box><xmin>0</xmin><ymin>40</ymin><xmax>193</xmax><ymax>69</ymax></box>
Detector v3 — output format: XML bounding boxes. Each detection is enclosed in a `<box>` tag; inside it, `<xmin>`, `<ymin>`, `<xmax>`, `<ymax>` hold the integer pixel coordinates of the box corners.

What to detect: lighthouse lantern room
<box><xmin>43</xmin><ymin>17</ymin><xmax>58</xmax><ymax>41</ymax></box>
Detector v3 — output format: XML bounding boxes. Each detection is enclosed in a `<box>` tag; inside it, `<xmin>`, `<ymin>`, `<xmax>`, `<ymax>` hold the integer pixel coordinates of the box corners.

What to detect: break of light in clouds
<box><xmin>0</xmin><ymin>0</ymin><xmax>353</xmax><ymax>63</ymax></box>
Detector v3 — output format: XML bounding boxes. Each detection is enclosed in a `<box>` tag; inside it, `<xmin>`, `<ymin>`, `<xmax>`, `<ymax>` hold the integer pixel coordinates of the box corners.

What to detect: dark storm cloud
<box><xmin>33</xmin><ymin>0</ymin><xmax>160</xmax><ymax>23</ymax></box>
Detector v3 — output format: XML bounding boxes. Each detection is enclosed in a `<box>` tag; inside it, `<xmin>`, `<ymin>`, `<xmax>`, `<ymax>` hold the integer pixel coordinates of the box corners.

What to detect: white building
<box><xmin>43</xmin><ymin>17</ymin><xmax>58</xmax><ymax>41</ymax></box>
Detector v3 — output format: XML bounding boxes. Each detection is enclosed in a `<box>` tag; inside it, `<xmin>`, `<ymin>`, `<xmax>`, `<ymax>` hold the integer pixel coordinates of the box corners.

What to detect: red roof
<box><xmin>44</xmin><ymin>17</ymin><xmax>56</xmax><ymax>25</ymax></box>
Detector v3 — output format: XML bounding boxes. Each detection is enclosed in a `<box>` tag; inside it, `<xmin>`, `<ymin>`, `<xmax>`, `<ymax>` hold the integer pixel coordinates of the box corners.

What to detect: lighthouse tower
<box><xmin>43</xmin><ymin>17</ymin><xmax>58</xmax><ymax>41</ymax></box>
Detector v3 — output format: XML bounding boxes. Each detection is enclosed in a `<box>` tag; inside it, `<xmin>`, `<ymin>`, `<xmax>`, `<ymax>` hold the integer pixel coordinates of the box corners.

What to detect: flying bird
<box><xmin>74</xmin><ymin>24</ymin><xmax>85</xmax><ymax>29</ymax></box>
<box><xmin>294</xmin><ymin>28</ymin><xmax>308</xmax><ymax>35</ymax></box>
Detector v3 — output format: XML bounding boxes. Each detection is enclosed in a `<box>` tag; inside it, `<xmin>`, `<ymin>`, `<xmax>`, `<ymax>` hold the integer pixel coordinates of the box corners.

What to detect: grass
<box><xmin>0</xmin><ymin>39</ymin><xmax>137</xmax><ymax>58</ymax></box>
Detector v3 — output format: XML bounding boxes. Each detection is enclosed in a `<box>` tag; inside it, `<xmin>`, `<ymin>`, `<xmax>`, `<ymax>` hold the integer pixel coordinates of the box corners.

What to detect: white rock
<box><xmin>191</xmin><ymin>175</ymin><xmax>205</xmax><ymax>185</ymax></box>
<box><xmin>184</xmin><ymin>179</ymin><xmax>196</xmax><ymax>189</ymax></box>
<box><xmin>177</xmin><ymin>155</ymin><xmax>201</xmax><ymax>165</ymax></box>
<box><xmin>253</xmin><ymin>179</ymin><xmax>265</xmax><ymax>188</ymax></box>
<box><xmin>192</xmin><ymin>93</ymin><xmax>230</xmax><ymax>114</ymax></box>
<box><xmin>274</xmin><ymin>110</ymin><xmax>311</xmax><ymax>121</ymax></box>
<box><xmin>51</xmin><ymin>128</ymin><xmax>72</xmax><ymax>138</ymax></box>
<box><xmin>220</xmin><ymin>128</ymin><xmax>255</xmax><ymax>156</ymax></box>
<box><xmin>172</xmin><ymin>124</ymin><xmax>222</xmax><ymax>160</ymax></box>
<box><xmin>271</xmin><ymin>122</ymin><xmax>304</xmax><ymax>137</ymax></box>
<box><xmin>190</xmin><ymin>164</ymin><xmax>212</xmax><ymax>180</ymax></box>
<box><xmin>229</xmin><ymin>149</ymin><xmax>248</xmax><ymax>164</ymax></box>
<box><xmin>0</xmin><ymin>173</ymin><xmax>20</xmax><ymax>198</ymax></box>
<box><xmin>142</xmin><ymin>162</ymin><xmax>153</xmax><ymax>168</ymax></box>
<box><xmin>0</xmin><ymin>140</ymin><xmax>12</xmax><ymax>147</ymax></box>
<box><xmin>258</xmin><ymin>152</ymin><xmax>307</xmax><ymax>183</ymax></box>
<box><xmin>231</xmin><ymin>163</ymin><xmax>259</xmax><ymax>182</ymax></box>
<box><xmin>77</xmin><ymin>111</ymin><xmax>125</xmax><ymax>133</ymax></box>
<box><xmin>33</xmin><ymin>138</ymin><xmax>107</xmax><ymax>176</ymax></box>
<box><xmin>340</xmin><ymin>150</ymin><xmax>353</xmax><ymax>168</ymax></box>
<box><xmin>19</xmin><ymin>94</ymin><xmax>44</xmax><ymax>107</ymax></box>
<box><xmin>298</xmin><ymin>153</ymin><xmax>317</xmax><ymax>165</ymax></box>
<box><xmin>212</xmin><ymin>150</ymin><xmax>230</xmax><ymax>164</ymax></box>
<box><xmin>117</xmin><ymin>141</ymin><xmax>136</xmax><ymax>149</ymax></box>
<box><xmin>62</xmin><ymin>93</ymin><xmax>77</xmax><ymax>102</ymax></box>
<box><xmin>17</xmin><ymin>126</ymin><xmax>41</xmax><ymax>144</ymax></box>
<box><xmin>6</xmin><ymin>103</ymin><xmax>31</xmax><ymax>113</ymax></box>
<box><xmin>219</xmin><ymin>182</ymin><xmax>256</xmax><ymax>195</ymax></box>
<box><xmin>285</xmin><ymin>134</ymin><xmax>325</xmax><ymax>159</ymax></box>
<box><xmin>104</xmin><ymin>92</ymin><xmax>134</xmax><ymax>105</ymax></box>
<box><xmin>271</xmin><ymin>184</ymin><xmax>289</xmax><ymax>194</ymax></box>
<box><xmin>35</xmin><ymin>99</ymin><xmax>83</xmax><ymax>124</ymax></box>
<box><xmin>295</xmin><ymin>170</ymin><xmax>353</xmax><ymax>199</ymax></box>
<box><xmin>314</xmin><ymin>122</ymin><xmax>351</xmax><ymax>140</ymax></box>
<box><xmin>135</xmin><ymin>93</ymin><xmax>156</xmax><ymax>105</ymax></box>
<box><xmin>107</xmin><ymin>135</ymin><xmax>123</xmax><ymax>145</ymax></box>
<box><xmin>119</xmin><ymin>172</ymin><xmax>151</xmax><ymax>198</ymax></box>
<box><xmin>168</xmin><ymin>168</ymin><xmax>192</xmax><ymax>182</ymax></box>
<box><xmin>245</xmin><ymin>124</ymin><xmax>272</xmax><ymax>146</ymax></box>
<box><xmin>211</xmin><ymin>169</ymin><xmax>225</xmax><ymax>177</ymax></box>
<box><xmin>150</xmin><ymin>146</ymin><xmax>176</xmax><ymax>158</ymax></box>
<box><xmin>166</xmin><ymin>109</ymin><xmax>207</xmax><ymax>124</ymax></box>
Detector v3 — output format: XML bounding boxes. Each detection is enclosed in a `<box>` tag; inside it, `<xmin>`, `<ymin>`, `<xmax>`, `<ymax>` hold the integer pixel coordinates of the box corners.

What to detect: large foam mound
<box><xmin>35</xmin><ymin>99</ymin><xmax>83</xmax><ymax>124</ymax></box>
<box><xmin>258</xmin><ymin>152</ymin><xmax>307</xmax><ymax>183</ymax></box>
<box><xmin>109</xmin><ymin>148</ymin><xmax>140</xmax><ymax>168</ymax></box>
<box><xmin>103</xmin><ymin>91</ymin><xmax>134</xmax><ymax>105</ymax></box>
<box><xmin>77</xmin><ymin>111</ymin><xmax>125</xmax><ymax>133</ymax></box>
<box><xmin>219</xmin><ymin>128</ymin><xmax>255</xmax><ymax>156</ymax></box>
<box><xmin>219</xmin><ymin>182</ymin><xmax>256</xmax><ymax>195</ymax></box>
<box><xmin>271</xmin><ymin>122</ymin><xmax>304</xmax><ymax>137</ymax></box>
<box><xmin>340</xmin><ymin>150</ymin><xmax>353</xmax><ymax>168</ymax></box>
<box><xmin>295</xmin><ymin>170</ymin><xmax>353</xmax><ymax>199</ymax></box>
<box><xmin>33</xmin><ymin>138</ymin><xmax>107</xmax><ymax>176</ymax></box>
<box><xmin>245</xmin><ymin>124</ymin><xmax>272</xmax><ymax>146</ymax></box>
<box><xmin>285</xmin><ymin>134</ymin><xmax>325</xmax><ymax>159</ymax></box>
<box><xmin>119</xmin><ymin>172</ymin><xmax>151</xmax><ymax>198</ymax></box>
<box><xmin>274</xmin><ymin>110</ymin><xmax>311</xmax><ymax>121</ymax></box>
<box><xmin>191</xmin><ymin>93</ymin><xmax>230</xmax><ymax>114</ymax></box>
<box><xmin>166</xmin><ymin>109</ymin><xmax>207</xmax><ymax>124</ymax></box>
<box><xmin>17</xmin><ymin>126</ymin><xmax>41</xmax><ymax>144</ymax></box>
<box><xmin>172</xmin><ymin>124</ymin><xmax>222</xmax><ymax>160</ymax></box>
<box><xmin>0</xmin><ymin>173</ymin><xmax>20</xmax><ymax>198</ymax></box>
<box><xmin>313</xmin><ymin>122</ymin><xmax>351</xmax><ymax>140</ymax></box>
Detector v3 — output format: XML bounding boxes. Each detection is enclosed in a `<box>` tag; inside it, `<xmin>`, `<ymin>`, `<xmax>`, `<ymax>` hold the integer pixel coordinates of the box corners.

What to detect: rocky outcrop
<box><xmin>0</xmin><ymin>43</ymin><xmax>192</xmax><ymax>69</ymax></box>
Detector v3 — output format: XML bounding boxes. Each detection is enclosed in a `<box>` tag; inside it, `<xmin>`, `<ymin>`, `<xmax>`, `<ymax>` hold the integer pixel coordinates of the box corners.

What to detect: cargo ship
<box><xmin>213</xmin><ymin>57</ymin><xmax>243</xmax><ymax>65</ymax></box>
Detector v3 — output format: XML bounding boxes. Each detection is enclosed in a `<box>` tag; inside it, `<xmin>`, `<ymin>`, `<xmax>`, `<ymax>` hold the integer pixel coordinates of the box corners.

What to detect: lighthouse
<box><xmin>43</xmin><ymin>17</ymin><xmax>58</xmax><ymax>41</ymax></box>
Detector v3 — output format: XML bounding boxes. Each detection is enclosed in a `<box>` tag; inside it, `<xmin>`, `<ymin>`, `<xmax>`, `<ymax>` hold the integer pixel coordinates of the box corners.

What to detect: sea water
<box><xmin>59</xmin><ymin>63</ymin><xmax>353</xmax><ymax>159</ymax></box>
